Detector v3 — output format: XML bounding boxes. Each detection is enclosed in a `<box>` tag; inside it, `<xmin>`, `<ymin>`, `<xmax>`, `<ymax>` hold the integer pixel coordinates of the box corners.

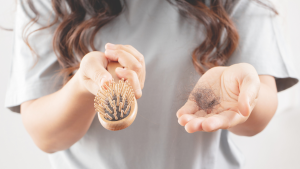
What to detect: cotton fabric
<box><xmin>5</xmin><ymin>0</ymin><xmax>298</xmax><ymax>168</ymax></box>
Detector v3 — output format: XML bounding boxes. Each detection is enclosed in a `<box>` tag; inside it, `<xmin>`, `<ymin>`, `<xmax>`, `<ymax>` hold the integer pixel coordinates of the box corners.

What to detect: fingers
<box><xmin>104</xmin><ymin>43</ymin><xmax>145</xmax><ymax>92</ymax></box>
<box><xmin>105</xmin><ymin>43</ymin><xmax>144</xmax><ymax>73</ymax></box>
<box><xmin>115</xmin><ymin>67</ymin><xmax>142</xmax><ymax>99</ymax></box>
<box><xmin>184</xmin><ymin>117</ymin><xmax>206</xmax><ymax>133</ymax></box>
<box><xmin>178</xmin><ymin>114</ymin><xmax>198</xmax><ymax>126</ymax></box>
<box><xmin>238</xmin><ymin>72</ymin><xmax>260</xmax><ymax>117</ymax></box>
<box><xmin>80</xmin><ymin>51</ymin><xmax>113</xmax><ymax>88</ymax></box>
<box><xmin>105</xmin><ymin>49</ymin><xmax>143</xmax><ymax>73</ymax></box>
<box><xmin>106</xmin><ymin>43</ymin><xmax>144</xmax><ymax>63</ymax></box>
<box><xmin>179</xmin><ymin>110</ymin><xmax>245</xmax><ymax>133</ymax></box>
<box><xmin>182</xmin><ymin>115</ymin><xmax>220</xmax><ymax>133</ymax></box>
<box><xmin>176</xmin><ymin>100</ymin><xmax>199</xmax><ymax>118</ymax></box>
<box><xmin>201</xmin><ymin>114</ymin><xmax>230</xmax><ymax>132</ymax></box>
<box><xmin>177</xmin><ymin>100</ymin><xmax>213</xmax><ymax>133</ymax></box>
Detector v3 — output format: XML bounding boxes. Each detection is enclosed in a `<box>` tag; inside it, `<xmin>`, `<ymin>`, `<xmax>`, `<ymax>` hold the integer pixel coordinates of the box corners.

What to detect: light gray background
<box><xmin>0</xmin><ymin>0</ymin><xmax>299</xmax><ymax>169</ymax></box>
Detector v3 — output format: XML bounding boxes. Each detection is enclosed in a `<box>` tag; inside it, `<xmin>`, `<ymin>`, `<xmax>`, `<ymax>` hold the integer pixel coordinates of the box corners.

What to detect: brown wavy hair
<box><xmin>23</xmin><ymin>0</ymin><xmax>277</xmax><ymax>82</ymax></box>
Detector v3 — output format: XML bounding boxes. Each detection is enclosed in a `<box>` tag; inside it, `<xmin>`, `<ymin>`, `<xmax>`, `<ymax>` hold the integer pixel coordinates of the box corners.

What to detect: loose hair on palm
<box><xmin>23</xmin><ymin>0</ymin><xmax>277</xmax><ymax>82</ymax></box>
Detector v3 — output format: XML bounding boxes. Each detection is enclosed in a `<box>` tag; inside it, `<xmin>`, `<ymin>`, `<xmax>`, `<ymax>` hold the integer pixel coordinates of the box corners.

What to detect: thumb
<box><xmin>90</xmin><ymin>67</ymin><xmax>113</xmax><ymax>88</ymax></box>
<box><xmin>80</xmin><ymin>51</ymin><xmax>113</xmax><ymax>88</ymax></box>
<box><xmin>238</xmin><ymin>75</ymin><xmax>260</xmax><ymax>117</ymax></box>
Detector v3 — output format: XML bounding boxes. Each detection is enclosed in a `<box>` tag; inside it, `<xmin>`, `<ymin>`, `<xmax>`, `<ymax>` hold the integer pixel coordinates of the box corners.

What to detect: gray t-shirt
<box><xmin>5</xmin><ymin>0</ymin><xmax>298</xmax><ymax>169</ymax></box>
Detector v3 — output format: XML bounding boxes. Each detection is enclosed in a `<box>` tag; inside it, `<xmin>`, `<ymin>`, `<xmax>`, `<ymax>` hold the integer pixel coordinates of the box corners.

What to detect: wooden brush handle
<box><xmin>107</xmin><ymin>61</ymin><xmax>123</xmax><ymax>82</ymax></box>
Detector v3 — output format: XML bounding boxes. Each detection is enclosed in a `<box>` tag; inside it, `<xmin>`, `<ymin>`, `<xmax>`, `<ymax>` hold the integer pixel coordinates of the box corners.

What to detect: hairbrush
<box><xmin>94</xmin><ymin>62</ymin><xmax>138</xmax><ymax>131</ymax></box>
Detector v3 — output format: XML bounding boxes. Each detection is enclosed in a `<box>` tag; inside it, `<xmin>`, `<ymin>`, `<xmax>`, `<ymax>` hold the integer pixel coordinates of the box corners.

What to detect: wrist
<box><xmin>70</xmin><ymin>70</ymin><xmax>95</xmax><ymax>98</ymax></box>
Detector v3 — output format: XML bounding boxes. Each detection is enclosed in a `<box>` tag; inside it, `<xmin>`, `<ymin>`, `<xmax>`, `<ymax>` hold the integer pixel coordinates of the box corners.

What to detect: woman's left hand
<box><xmin>177</xmin><ymin>63</ymin><xmax>260</xmax><ymax>133</ymax></box>
<box><xmin>104</xmin><ymin>43</ymin><xmax>146</xmax><ymax>99</ymax></box>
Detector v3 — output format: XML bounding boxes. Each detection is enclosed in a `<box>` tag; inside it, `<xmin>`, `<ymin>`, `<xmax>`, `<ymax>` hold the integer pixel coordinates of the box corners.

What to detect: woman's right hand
<box><xmin>20</xmin><ymin>44</ymin><xmax>145</xmax><ymax>153</ymax></box>
<box><xmin>78</xmin><ymin>43</ymin><xmax>145</xmax><ymax>99</ymax></box>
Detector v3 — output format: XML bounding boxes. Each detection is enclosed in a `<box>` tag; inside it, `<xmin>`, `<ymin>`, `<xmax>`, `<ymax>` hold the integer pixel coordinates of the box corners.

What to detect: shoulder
<box><xmin>17</xmin><ymin>0</ymin><xmax>54</xmax><ymax>24</ymax></box>
<box><xmin>231</xmin><ymin>0</ymin><xmax>276</xmax><ymax>19</ymax></box>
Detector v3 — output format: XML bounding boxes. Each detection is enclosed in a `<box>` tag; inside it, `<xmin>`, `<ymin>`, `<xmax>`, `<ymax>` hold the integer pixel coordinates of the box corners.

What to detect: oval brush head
<box><xmin>94</xmin><ymin>62</ymin><xmax>138</xmax><ymax>131</ymax></box>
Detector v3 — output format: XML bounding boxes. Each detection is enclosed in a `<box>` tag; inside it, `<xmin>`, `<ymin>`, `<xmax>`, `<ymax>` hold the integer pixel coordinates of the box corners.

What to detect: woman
<box><xmin>5</xmin><ymin>0</ymin><xmax>298</xmax><ymax>168</ymax></box>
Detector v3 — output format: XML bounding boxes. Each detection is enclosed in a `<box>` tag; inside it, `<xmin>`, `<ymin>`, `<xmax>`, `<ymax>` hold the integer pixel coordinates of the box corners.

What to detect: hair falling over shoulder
<box><xmin>23</xmin><ymin>0</ymin><xmax>277</xmax><ymax>83</ymax></box>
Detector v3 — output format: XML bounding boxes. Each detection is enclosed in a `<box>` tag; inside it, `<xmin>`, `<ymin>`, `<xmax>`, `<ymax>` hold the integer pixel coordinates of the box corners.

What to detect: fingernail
<box><xmin>116</xmin><ymin>67</ymin><xmax>124</xmax><ymax>72</ymax></box>
<box><xmin>100</xmin><ymin>75</ymin><xmax>106</xmax><ymax>86</ymax></box>
<box><xmin>105</xmin><ymin>43</ymin><xmax>116</xmax><ymax>49</ymax></box>
<box><xmin>100</xmin><ymin>75</ymin><xmax>112</xmax><ymax>86</ymax></box>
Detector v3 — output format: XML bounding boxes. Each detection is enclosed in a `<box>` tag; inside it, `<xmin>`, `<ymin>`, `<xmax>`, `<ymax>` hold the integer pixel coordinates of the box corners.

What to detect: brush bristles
<box><xmin>94</xmin><ymin>78</ymin><xmax>135</xmax><ymax>121</ymax></box>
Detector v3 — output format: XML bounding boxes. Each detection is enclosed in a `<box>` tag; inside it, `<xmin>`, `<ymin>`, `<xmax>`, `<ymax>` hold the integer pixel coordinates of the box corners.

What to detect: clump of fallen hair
<box><xmin>189</xmin><ymin>87</ymin><xmax>220</xmax><ymax>113</ymax></box>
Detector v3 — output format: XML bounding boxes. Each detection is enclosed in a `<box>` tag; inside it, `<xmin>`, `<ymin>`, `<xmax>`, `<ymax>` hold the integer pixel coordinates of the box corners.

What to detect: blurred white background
<box><xmin>0</xmin><ymin>0</ymin><xmax>299</xmax><ymax>169</ymax></box>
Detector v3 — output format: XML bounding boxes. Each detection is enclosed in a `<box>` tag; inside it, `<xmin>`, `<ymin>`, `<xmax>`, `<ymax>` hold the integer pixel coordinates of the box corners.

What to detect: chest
<box><xmin>95</xmin><ymin>0</ymin><xmax>204</xmax><ymax>71</ymax></box>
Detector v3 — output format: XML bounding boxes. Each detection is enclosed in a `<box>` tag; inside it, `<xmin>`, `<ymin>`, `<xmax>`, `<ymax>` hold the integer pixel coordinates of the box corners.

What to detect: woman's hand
<box><xmin>177</xmin><ymin>63</ymin><xmax>260</xmax><ymax>133</ymax></box>
<box><xmin>78</xmin><ymin>43</ymin><xmax>145</xmax><ymax>99</ymax></box>
<box><xmin>105</xmin><ymin>43</ymin><xmax>145</xmax><ymax>99</ymax></box>
<box><xmin>21</xmin><ymin>44</ymin><xmax>145</xmax><ymax>153</ymax></box>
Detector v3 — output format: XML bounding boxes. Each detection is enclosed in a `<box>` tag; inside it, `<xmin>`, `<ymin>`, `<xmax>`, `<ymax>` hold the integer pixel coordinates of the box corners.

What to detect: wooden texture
<box><xmin>95</xmin><ymin>62</ymin><xmax>138</xmax><ymax>131</ymax></box>
<box><xmin>98</xmin><ymin>99</ymin><xmax>137</xmax><ymax>131</ymax></box>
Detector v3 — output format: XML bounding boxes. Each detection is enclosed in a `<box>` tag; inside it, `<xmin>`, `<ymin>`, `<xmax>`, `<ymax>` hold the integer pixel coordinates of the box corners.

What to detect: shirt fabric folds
<box><xmin>5</xmin><ymin>0</ymin><xmax>298</xmax><ymax>169</ymax></box>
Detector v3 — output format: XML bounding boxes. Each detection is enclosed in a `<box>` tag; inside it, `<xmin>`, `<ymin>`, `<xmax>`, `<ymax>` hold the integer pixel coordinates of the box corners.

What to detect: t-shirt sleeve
<box><xmin>5</xmin><ymin>0</ymin><xmax>63</xmax><ymax>113</ymax></box>
<box><xmin>226</xmin><ymin>0</ymin><xmax>298</xmax><ymax>92</ymax></box>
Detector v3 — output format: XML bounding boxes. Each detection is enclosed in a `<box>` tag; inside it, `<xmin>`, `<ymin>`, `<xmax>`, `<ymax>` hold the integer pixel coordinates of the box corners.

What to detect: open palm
<box><xmin>177</xmin><ymin>63</ymin><xmax>260</xmax><ymax>133</ymax></box>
